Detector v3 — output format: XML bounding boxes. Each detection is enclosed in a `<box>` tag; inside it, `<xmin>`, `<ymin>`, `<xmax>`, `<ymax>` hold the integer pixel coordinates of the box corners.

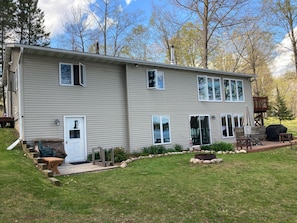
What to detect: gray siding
<box><xmin>16</xmin><ymin>48</ymin><xmax>254</xmax><ymax>153</ymax></box>
<box><xmin>22</xmin><ymin>53</ymin><xmax>128</xmax><ymax>154</ymax></box>
<box><xmin>126</xmin><ymin>64</ymin><xmax>253</xmax><ymax>151</ymax></box>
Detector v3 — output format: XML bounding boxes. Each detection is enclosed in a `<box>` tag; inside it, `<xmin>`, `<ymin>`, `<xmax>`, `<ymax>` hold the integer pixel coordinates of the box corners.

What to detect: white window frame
<box><xmin>197</xmin><ymin>76</ymin><xmax>222</xmax><ymax>101</ymax></box>
<box><xmin>59</xmin><ymin>62</ymin><xmax>86</xmax><ymax>86</ymax></box>
<box><xmin>146</xmin><ymin>69</ymin><xmax>165</xmax><ymax>90</ymax></box>
<box><xmin>221</xmin><ymin>113</ymin><xmax>243</xmax><ymax>138</ymax></box>
<box><xmin>79</xmin><ymin>63</ymin><xmax>86</xmax><ymax>86</ymax></box>
<box><xmin>152</xmin><ymin>115</ymin><xmax>171</xmax><ymax>144</ymax></box>
<box><xmin>223</xmin><ymin>78</ymin><xmax>244</xmax><ymax>102</ymax></box>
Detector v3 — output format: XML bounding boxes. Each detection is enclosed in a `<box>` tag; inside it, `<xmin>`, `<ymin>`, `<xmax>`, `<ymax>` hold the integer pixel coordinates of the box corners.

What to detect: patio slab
<box><xmin>55</xmin><ymin>163</ymin><xmax>119</xmax><ymax>176</ymax></box>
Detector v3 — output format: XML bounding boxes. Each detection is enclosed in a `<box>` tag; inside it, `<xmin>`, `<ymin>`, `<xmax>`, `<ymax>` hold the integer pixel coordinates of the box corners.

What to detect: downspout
<box><xmin>7</xmin><ymin>47</ymin><xmax>24</xmax><ymax>150</ymax></box>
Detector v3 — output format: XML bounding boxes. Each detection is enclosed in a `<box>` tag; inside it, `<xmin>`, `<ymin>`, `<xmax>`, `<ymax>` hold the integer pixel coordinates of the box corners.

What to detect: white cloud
<box><xmin>125</xmin><ymin>0</ymin><xmax>133</xmax><ymax>5</ymax></box>
<box><xmin>38</xmin><ymin>0</ymin><xmax>96</xmax><ymax>37</ymax></box>
<box><xmin>270</xmin><ymin>29</ymin><xmax>296</xmax><ymax>77</ymax></box>
<box><xmin>38</xmin><ymin>0</ymin><xmax>135</xmax><ymax>38</ymax></box>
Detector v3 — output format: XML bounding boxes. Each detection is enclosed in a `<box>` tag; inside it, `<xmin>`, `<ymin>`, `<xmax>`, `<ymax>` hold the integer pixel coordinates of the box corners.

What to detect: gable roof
<box><xmin>2</xmin><ymin>43</ymin><xmax>255</xmax><ymax>85</ymax></box>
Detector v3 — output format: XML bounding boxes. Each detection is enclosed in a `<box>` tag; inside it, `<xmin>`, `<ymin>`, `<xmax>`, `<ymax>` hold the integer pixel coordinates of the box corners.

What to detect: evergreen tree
<box><xmin>272</xmin><ymin>88</ymin><xmax>295</xmax><ymax>124</ymax></box>
<box><xmin>16</xmin><ymin>0</ymin><xmax>50</xmax><ymax>46</ymax></box>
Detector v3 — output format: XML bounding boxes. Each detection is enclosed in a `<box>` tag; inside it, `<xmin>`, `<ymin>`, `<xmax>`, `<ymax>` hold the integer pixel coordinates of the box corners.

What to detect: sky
<box><xmin>37</xmin><ymin>0</ymin><xmax>294</xmax><ymax>77</ymax></box>
<box><xmin>38</xmin><ymin>0</ymin><xmax>152</xmax><ymax>37</ymax></box>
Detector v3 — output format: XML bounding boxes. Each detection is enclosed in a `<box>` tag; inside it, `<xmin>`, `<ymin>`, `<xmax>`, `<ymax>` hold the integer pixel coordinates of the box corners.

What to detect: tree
<box><xmin>173</xmin><ymin>0</ymin><xmax>249</xmax><ymax>69</ymax></box>
<box><xmin>263</xmin><ymin>0</ymin><xmax>297</xmax><ymax>76</ymax></box>
<box><xmin>89</xmin><ymin>0</ymin><xmax>143</xmax><ymax>56</ymax></box>
<box><xmin>121</xmin><ymin>25</ymin><xmax>155</xmax><ymax>60</ymax></box>
<box><xmin>171</xmin><ymin>22</ymin><xmax>203</xmax><ymax>67</ymax></box>
<box><xmin>63</xmin><ymin>7</ymin><xmax>94</xmax><ymax>52</ymax></box>
<box><xmin>271</xmin><ymin>87</ymin><xmax>295</xmax><ymax>123</ymax></box>
<box><xmin>15</xmin><ymin>0</ymin><xmax>50</xmax><ymax>46</ymax></box>
<box><xmin>150</xmin><ymin>2</ymin><xmax>186</xmax><ymax>64</ymax></box>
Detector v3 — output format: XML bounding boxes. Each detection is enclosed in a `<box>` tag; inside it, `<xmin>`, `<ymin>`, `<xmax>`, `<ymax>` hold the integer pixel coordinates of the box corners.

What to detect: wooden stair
<box><xmin>22</xmin><ymin>142</ymin><xmax>61</xmax><ymax>186</ymax></box>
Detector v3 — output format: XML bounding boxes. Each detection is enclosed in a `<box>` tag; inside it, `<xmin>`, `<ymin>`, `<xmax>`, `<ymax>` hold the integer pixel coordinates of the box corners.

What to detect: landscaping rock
<box><xmin>120</xmin><ymin>161</ymin><xmax>127</xmax><ymax>168</ymax></box>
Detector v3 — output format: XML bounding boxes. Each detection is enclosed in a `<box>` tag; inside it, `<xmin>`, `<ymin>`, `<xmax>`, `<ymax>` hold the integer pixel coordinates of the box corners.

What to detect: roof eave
<box><xmin>4</xmin><ymin>43</ymin><xmax>255</xmax><ymax>79</ymax></box>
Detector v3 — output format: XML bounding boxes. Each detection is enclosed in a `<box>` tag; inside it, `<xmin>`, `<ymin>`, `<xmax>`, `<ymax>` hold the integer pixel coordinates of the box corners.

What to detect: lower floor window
<box><xmin>221</xmin><ymin>114</ymin><xmax>243</xmax><ymax>137</ymax></box>
<box><xmin>152</xmin><ymin>115</ymin><xmax>171</xmax><ymax>144</ymax></box>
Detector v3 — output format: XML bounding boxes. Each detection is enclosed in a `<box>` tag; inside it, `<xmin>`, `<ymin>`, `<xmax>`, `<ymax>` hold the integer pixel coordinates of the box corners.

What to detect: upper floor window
<box><xmin>197</xmin><ymin>76</ymin><xmax>222</xmax><ymax>101</ymax></box>
<box><xmin>152</xmin><ymin>115</ymin><xmax>171</xmax><ymax>144</ymax></box>
<box><xmin>224</xmin><ymin>79</ymin><xmax>244</xmax><ymax>102</ymax></box>
<box><xmin>146</xmin><ymin>69</ymin><xmax>165</xmax><ymax>90</ymax></box>
<box><xmin>59</xmin><ymin>62</ymin><xmax>86</xmax><ymax>86</ymax></box>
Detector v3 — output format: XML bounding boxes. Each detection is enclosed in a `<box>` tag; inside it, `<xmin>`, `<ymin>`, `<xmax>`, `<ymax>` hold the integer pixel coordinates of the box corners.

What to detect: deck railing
<box><xmin>253</xmin><ymin>97</ymin><xmax>269</xmax><ymax>112</ymax></box>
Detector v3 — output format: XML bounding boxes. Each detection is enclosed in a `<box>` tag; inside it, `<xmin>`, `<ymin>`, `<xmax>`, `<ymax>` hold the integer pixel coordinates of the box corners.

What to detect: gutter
<box><xmin>7</xmin><ymin>138</ymin><xmax>21</xmax><ymax>150</ymax></box>
<box><xmin>7</xmin><ymin>47</ymin><xmax>24</xmax><ymax>150</ymax></box>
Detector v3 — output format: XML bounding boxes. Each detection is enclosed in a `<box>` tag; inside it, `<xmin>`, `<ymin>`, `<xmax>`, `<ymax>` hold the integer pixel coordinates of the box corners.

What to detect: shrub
<box><xmin>143</xmin><ymin>145</ymin><xmax>166</xmax><ymax>155</ymax></box>
<box><xmin>201</xmin><ymin>142</ymin><xmax>234</xmax><ymax>152</ymax></box>
<box><xmin>113</xmin><ymin>147</ymin><xmax>129</xmax><ymax>163</ymax></box>
<box><xmin>173</xmin><ymin>144</ymin><xmax>183</xmax><ymax>152</ymax></box>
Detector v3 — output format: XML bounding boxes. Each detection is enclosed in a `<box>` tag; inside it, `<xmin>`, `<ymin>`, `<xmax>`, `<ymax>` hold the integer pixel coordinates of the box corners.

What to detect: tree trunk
<box><xmin>202</xmin><ymin>0</ymin><xmax>209</xmax><ymax>69</ymax></box>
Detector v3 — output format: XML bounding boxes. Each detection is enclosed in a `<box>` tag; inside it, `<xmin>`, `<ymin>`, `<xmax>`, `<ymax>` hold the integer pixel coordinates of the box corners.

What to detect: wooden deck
<box><xmin>245</xmin><ymin>139</ymin><xmax>297</xmax><ymax>153</ymax></box>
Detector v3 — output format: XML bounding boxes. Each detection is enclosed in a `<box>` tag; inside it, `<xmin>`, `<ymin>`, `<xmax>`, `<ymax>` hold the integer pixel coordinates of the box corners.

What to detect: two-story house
<box><xmin>2</xmin><ymin>44</ymin><xmax>255</xmax><ymax>163</ymax></box>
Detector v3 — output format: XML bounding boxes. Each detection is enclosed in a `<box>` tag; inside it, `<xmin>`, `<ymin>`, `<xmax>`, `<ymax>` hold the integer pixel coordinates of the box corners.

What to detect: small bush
<box><xmin>173</xmin><ymin>144</ymin><xmax>183</xmax><ymax>152</ymax></box>
<box><xmin>113</xmin><ymin>147</ymin><xmax>129</xmax><ymax>163</ymax></box>
<box><xmin>201</xmin><ymin>142</ymin><xmax>234</xmax><ymax>152</ymax></box>
<box><xmin>143</xmin><ymin>145</ymin><xmax>166</xmax><ymax>155</ymax></box>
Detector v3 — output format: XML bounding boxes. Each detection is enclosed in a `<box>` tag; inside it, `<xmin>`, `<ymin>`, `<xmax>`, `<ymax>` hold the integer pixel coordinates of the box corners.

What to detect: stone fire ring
<box><xmin>190</xmin><ymin>153</ymin><xmax>223</xmax><ymax>164</ymax></box>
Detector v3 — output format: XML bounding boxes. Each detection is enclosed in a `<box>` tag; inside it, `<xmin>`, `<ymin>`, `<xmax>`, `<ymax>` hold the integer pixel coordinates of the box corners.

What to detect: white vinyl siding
<box><xmin>22</xmin><ymin>54</ymin><xmax>128</xmax><ymax>152</ymax></box>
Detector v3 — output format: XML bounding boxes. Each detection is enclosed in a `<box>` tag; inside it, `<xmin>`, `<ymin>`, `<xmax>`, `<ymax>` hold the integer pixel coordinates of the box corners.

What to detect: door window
<box><xmin>190</xmin><ymin>115</ymin><xmax>210</xmax><ymax>145</ymax></box>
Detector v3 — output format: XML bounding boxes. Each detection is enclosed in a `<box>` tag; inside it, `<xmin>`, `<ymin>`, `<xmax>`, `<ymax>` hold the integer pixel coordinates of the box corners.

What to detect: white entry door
<box><xmin>64</xmin><ymin>116</ymin><xmax>86</xmax><ymax>163</ymax></box>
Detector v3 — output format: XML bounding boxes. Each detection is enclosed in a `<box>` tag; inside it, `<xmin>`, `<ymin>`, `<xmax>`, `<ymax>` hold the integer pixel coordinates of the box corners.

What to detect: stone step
<box><xmin>38</xmin><ymin>163</ymin><xmax>47</xmax><ymax>170</ymax></box>
<box><xmin>41</xmin><ymin>169</ymin><xmax>53</xmax><ymax>177</ymax></box>
<box><xmin>28</xmin><ymin>152</ymin><xmax>38</xmax><ymax>159</ymax></box>
<box><xmin>33</xmin><ymin>157</ymin><xmax>44</xmax><ymax>164</ymax></box>
<box><xmin>48</xmin><ymin>177</ymin><xmax>61</xmax><ymax>186</ymax></box>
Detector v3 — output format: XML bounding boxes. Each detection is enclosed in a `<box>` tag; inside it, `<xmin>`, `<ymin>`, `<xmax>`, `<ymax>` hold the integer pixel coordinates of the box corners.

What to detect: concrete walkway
<box><xmin>56</xmin><ymin>162</ymin><xmax>119</xmax><ymax>176</ymax></box>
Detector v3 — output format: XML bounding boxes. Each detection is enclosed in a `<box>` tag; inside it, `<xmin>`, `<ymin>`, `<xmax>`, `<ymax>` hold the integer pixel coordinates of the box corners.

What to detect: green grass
<box><xmin>2</xmin><ymin>128</ymin><xmax>297</xmax><ymax>222</ymax></box>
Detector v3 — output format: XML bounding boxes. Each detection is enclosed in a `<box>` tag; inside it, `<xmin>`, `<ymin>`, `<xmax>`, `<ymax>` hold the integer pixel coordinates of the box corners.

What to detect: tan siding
<box><xmin>19</xmin><ymin>51</ymin><xmax>253</xmax><ymax>153</ymax></box>
<box><xmin>126</xmin><ymin>65</ymin><xmax>254</xmax><ymax>151</ymax></box>
<box><xmin>22</xmin><ymin>54</ymin><xmax>128</xmax><ymax>154</ymax></box>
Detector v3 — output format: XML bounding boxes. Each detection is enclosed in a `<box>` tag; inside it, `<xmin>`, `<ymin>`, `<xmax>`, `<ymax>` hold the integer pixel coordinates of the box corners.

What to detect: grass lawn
<box><xmin>2</xmin><ymin>128</ymin><xmax>297</xmax><ymax>222</ymax></box>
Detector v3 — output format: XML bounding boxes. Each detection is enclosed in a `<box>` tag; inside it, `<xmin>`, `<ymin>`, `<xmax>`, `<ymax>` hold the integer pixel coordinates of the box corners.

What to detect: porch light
<box><xmin>54</xmin><ymin>119</ymin><xmax>60</xmax><ymax>126</ymax></box>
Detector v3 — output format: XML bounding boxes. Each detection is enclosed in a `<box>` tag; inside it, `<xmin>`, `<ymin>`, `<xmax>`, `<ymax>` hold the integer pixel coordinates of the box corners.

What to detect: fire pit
<box><xmin>194</xmin><ymin>153</ymin><xmax>216</xmax><ymax>160</ymax></box>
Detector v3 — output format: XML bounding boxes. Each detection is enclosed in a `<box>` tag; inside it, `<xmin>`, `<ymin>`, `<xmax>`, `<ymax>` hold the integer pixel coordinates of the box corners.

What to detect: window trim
<box><xmin>221</xmin><ymin>113</ymin><xmax>243</xmax><ymax>138</ymax></box>
<box><xmin>146</xmin><ymin>69</ymin><xmax>165</xmax><ymax>90</ymax></box>
<box><xmin>152</xmin><ymin>115</ymin><xmax>171</xmax><ymax>145</ymax></box>
<box><xmin>59</xmin><ymin>62</ymin><xmax>86</xmax><ymax>87</ymax></box>
<box><xmin>79</xmin><ymin>63</ymin><xmax>86</xmax><ymax>86</ymax></box>
<box><xmin>223</xmin><ymin>78</ymin><xmax>244</xmax><ymax>102</ymax></box>
<box><xmin>59</xmin><ymin>62</ymin><xmax>73</xmax><ymax>86</ymax></box>
<box><xmin>197</xmin><ymin>75</ymin><xmax>222</xmax><ymax>102</ymax></box>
